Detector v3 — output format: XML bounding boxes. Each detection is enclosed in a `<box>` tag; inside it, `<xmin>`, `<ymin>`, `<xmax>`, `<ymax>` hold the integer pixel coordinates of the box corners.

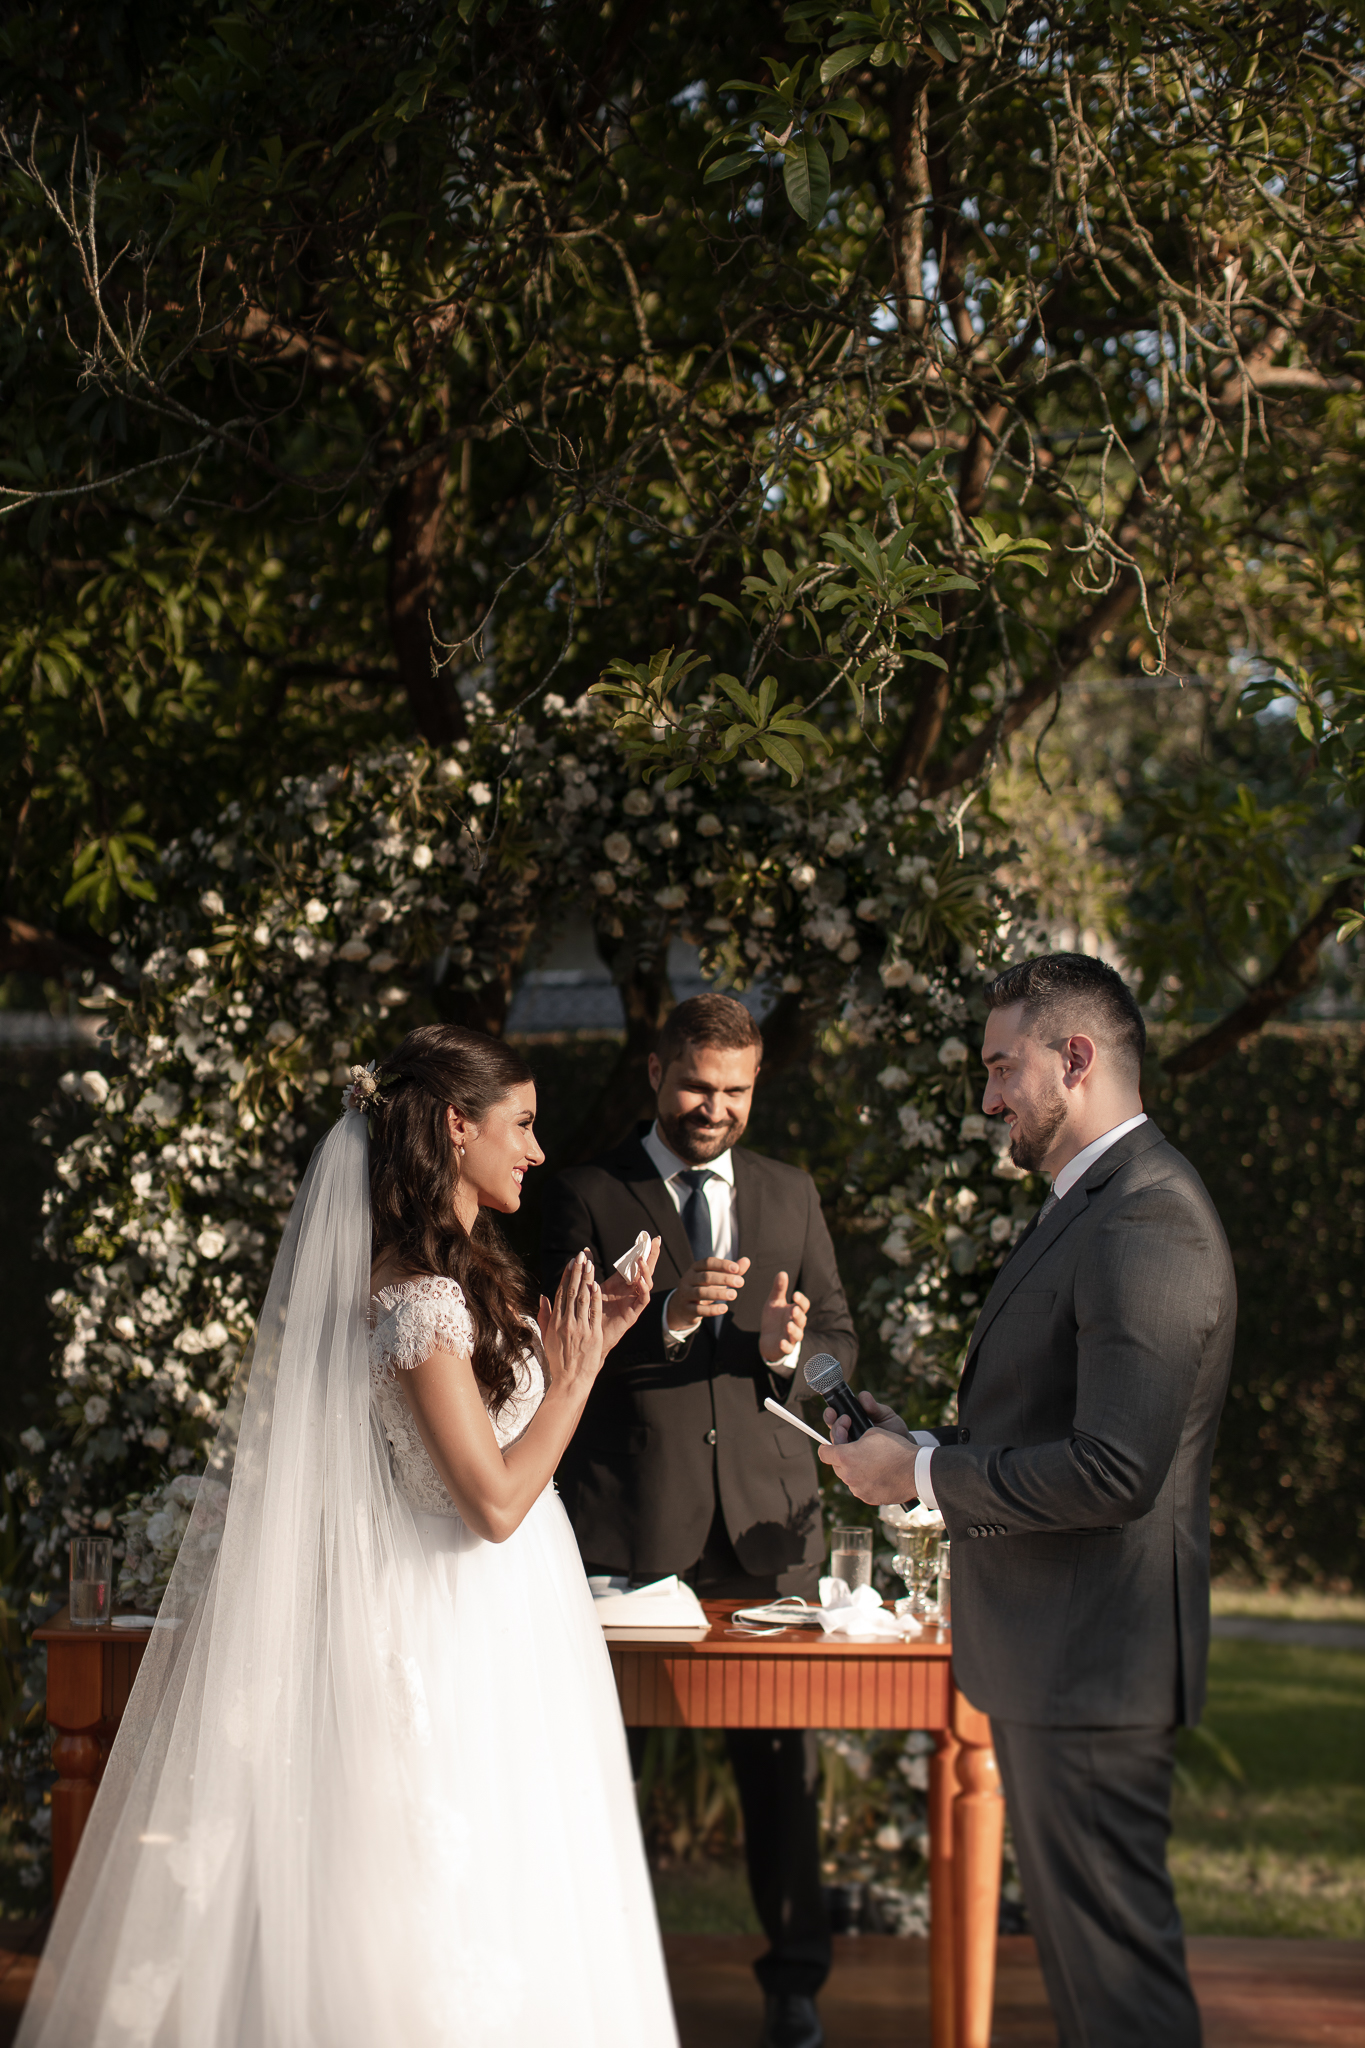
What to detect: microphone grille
<box><xmin>802</xmin><ymin>1352</ymin><xmax>844</xmax><ymax>1396</ymax></box>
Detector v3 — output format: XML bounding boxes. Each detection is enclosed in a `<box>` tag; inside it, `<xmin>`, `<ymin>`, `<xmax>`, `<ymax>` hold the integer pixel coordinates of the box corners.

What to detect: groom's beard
<box><xmin>658</xmin><ymin>1106</ymin><xmax>748</xmax><ymax>1163</ymax></box>
<box><xmin>1008</xmin><ymin>1087</ymin><xmax>1068</xmax><ymax>1173</ymax></box>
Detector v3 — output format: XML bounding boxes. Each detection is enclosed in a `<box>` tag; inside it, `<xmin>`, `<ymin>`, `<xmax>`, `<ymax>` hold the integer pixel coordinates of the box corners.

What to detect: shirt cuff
<box><xmin>913</xmin><ymin>1445</ymin><xmax>937</xmax><ymax>1513</ymax></box>
<box><xmin>662</xmin><ymin>1290</ymin><xmax>701</xmax><ymax>1351</ymax></box>
<box><xmin>764</xmin><ymin>1339</ymin><xmax>802</xmax><ymax>1376</ymax></box>
<box><xmin>909</xmin><ymin>1429</ymin><xmax>938</xmax><ymax>1449</ymax></box>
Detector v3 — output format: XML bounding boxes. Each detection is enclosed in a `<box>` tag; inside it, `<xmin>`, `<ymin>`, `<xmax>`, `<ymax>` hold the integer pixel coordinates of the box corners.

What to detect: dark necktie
<box><xmin>1037</xmin><ymin>1189</ymin><xmax>1059</xmax><ymax>1223</ymax></box>
<box><xmin>676</xmin><ymin>1169</ymin><xmax>714</xmax><ymax>1262</ymax></box>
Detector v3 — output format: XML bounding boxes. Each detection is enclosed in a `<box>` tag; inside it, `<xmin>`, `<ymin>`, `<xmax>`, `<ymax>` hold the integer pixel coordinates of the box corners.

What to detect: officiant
<box><xmin>541</xmin><ymin>994</ymin><xmax>857</xmax><ymax>2048</ymax></box>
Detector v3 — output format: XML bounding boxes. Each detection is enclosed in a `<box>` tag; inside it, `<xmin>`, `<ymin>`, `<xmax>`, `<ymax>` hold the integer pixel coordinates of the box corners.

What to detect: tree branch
<box><xmin>1162</xmin><ymin>861</ymin><xmax>1365</xmax><ymax>1077</ymax></box>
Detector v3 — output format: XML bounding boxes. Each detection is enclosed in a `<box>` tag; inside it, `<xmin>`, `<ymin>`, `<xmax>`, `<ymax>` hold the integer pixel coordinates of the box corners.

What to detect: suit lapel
<box><xmin>963</xmin><ymin>1189</ymin><xmax>1089</xmax><ymax>1365</ymax></box>
<box><xmin>614</xmin><ymin>1135</ymin><xmax>694</xmax><ymax>1279</ymax></box>
<box><xmin>731</xmin><ymin>1147</ymin><xmax>762</xmax><ymax>1264</ymax></box>
<box><xmin>962</xmin><ymin>1117</ymin><xmax>1168</xmax><ymax>1367</ymax></box>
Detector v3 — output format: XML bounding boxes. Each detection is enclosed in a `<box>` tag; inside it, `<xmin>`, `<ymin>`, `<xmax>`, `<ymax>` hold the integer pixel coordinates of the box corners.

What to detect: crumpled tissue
<box><xmin>816</xmin><ymin>1579</ymin><xmax>922</xmax><ymax>1640</ymax></box>
<box><xmin>613</xmin><ymin>1230</ymin><xmax>652</xmax><ymax>1283</ymax></box>
<box><xmin>879</xmin><ymin>1500</ymin><xmax>946</xmax><ymax>1536</ymax></box>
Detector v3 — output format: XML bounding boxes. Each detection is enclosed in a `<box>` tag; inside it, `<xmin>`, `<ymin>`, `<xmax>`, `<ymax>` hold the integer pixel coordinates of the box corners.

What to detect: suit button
<box><xmin>705</xmin><ymin>1428</ymin><xmax>717</xmax><ymax>1445</ymax></box>
<box><xmin>959</xmin><ymin>1427</ymin><xmax>971</xmax><ymax>1443</ymax></box>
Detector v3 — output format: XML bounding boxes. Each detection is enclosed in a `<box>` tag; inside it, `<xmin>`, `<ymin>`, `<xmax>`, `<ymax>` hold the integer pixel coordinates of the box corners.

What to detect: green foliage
<box><xmin>1149</xmin><ymin>1025</ymin><xmax>1365</xmax><ymax>1585</ymax></box>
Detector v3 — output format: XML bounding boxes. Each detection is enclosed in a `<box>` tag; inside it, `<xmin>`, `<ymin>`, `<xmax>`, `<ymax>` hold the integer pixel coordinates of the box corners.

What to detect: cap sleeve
<box><xmin>371</xmin><ymin>1276</ymin><xmax>475</xmax><ymax>1378</ymax></box>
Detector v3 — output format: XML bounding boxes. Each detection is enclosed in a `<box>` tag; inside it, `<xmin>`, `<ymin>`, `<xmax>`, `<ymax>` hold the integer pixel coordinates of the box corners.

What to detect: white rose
<box><xmin>436</xmin><ymin>756</ymin><xmax>464</xmax><ymax>783</ymax></box>
<box><xmin>368</xmin><ymin>951</ymin><xmax>398</xmax><ymax>973</ymax></box>
<box><xmin>937</xmin><ymin>1037</ymin><xmax>968</xmax><ymax>1067</ymax></box>
<box><xmin>790</xmin><ymin>862</ymin><xmax>817</xmax><ymax>890</ymax></box>
<box><xmin>856</xmin><ymin>898</ymin><xmax>881</xmax><ymax>920</ymax></box>
<box><xmin>201</xmin><ymin>1321</ymin><xmax>230</xmax><ymax>1349</ymax></box>
<box><xmin>838</xmin><ymin>940</ymin><xmax>860</xmax><ymax>963</ymax></box>
<box><xmin>114</xmin><ymin>1315</ymin><xmax>137</xmax><ymax>1340</ymax></box>
<box><xmin>881</xmin><ymin>959</ymin><xmax>913</xmax><ymax>988</ymax></box>
<box><xmin>253</xmin><ymin>924</ymin><xmax>272</xmax><ymax>945</ymax></box>
<box><xmin>186</xmin><ymin>948</ymin><xmax>210</xmax><ymax>970</ymax></box>
<box><xmin>696</xmin><ymin>814</ymin><xmax>723</xmax><ymax>837</ymax></box>
<box><xmin>304</xmin><ymin>899</ymin><xmax>329</xmax><ymax>925</ymax></box>
<box><xmin>705</xmin><ymin>915</ymin><xmax>733</xmax><ymax>933</ymax></box>
<box><xmin>602</xmin><ymin>832</ymin><xmax>633</xmax><ymax>864</ymax></box>
<box><xmin>654</xmin><ymin>885</ymin><xmax>687</xmax><ymax>909</ymax></box>
<box><xmin>468</xmin><ymin>782</ymin><xmax>492</xmax><ymax>806</ymax></box>
<box><xmin>654</xmin><ymin>821</ymin><xmax>681</xmax><ymax>850</ymax></box>
<box><xmin>196</xmin><ymin>1227</ymin><xmax>227</xmax><ymax>1260</ymax></box>
<box><xmin>145</xmin><ymin>1428</ymin><xmax>170</xmax><ymax>1454</ymax></box>
<box><xmin>83</xmin><ymin>1395</ymin><xmax>110</xmax><ymax>1427</ymax></box>
<box><xmin>781</xmin><ymin>974</ymin><xmax>803</xmax><ymax>993</ymax></box>
<box><xmin>264</xmin><ymin>1020</ymin><xmax>295</xmax><ymax>1046</ymax></box>
<box><xmin>990</xmin><ymin>1214</ymin><xmax>1014</xmax><ymax>1243</ymax></box>
<box><xmin>826</xmin><ymin>830</ymin><xmax>853</xmax><ymax>857</ymax></box>
<box><xmin>337</xmin><ymin>939</ymin><xmax>371</xmax><ymax>962</ymax></box>
<box><xmin>378</xmin><ymin>986</ymin><xmax>410</xmax><ymax>1006</ymax></box>
<box><xmin>199</xmin><ymin>890</ymin><xmax>225</xmax><ymax>917</ymax></box>
<box><xmin>622</xmin><ymin>788</ymin><xmax>653</xmax><ymax>816</ymax></box>
<box><xmin>751</xmin><ymin>905</ymin><xmax>775</xmax><ymax>928</ymax></box>
<box><xmin>921</xmin><ymin>874</ymin><xmax>939</xmax><ymax>899</ymax></box>
<box><xmin>878</xmin><ymin>1066</ymin><xmax>910</xmax><ymax>1092</ymax></box>
<box><xmin>411</xmin><ymin>843</ymin><xmax>434</xmax><ymax>870</ymax></box>
<box><xmin>960</xmin><ymin>1114</ymin><xmax>989</xmax><ymax>1142</ymax></box>
<box><xmin>93</xmin><ymin>1508</ymin><xmax>113</xmax><ymax>1530</ymax></box>
<box><xmin>592</xmin><ymin>871</ymin><xmax>616</xmax><ymax>895</ymax></box>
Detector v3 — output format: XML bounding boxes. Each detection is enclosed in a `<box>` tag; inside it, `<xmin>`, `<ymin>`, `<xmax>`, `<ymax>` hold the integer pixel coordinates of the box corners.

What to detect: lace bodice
<box><xmin>368</xmin><ymin>1275</ymin><xmax>545</xmax><ymax>1517</ymax></box>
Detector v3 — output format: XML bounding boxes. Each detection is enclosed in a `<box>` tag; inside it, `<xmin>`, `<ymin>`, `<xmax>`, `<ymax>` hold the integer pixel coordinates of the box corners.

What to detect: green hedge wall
<box><xmin>1147</xmin><ymin>1025</ymin><xmax>1365</xmax><ymax>1588</ymax></box>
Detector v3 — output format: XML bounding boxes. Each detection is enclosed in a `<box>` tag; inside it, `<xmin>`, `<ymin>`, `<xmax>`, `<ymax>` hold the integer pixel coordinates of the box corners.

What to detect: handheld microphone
<box><xmin>802</xmin><ymin>1353</ymin><xmax>873</xmax><ymax>1439</ymax></box>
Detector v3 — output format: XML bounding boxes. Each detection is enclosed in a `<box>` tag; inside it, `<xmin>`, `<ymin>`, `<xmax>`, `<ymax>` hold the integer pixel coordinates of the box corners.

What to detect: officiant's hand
<box><xmin>537</xmin><ymin>1250</ymin><xmax>604</xmax><ymax>1394</ymax></box>
<box><xmin>759</xmin><ymin>1272</ymin><xmax>809</xmax><ymax>1363</ymax></box>
<box><xmin>665</xmin><ymin>1255</ymin><xmax>750</xmax><ymax>1333</ymax></box>
<box><xmin>598</xmin><ymin>1236</ymin><xmax>661</xmax><ymax>1351</ymax></box>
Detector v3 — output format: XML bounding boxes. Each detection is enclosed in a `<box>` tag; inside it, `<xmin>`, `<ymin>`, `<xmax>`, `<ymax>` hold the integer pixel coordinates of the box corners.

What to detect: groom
<box><xmin>541</xmin><ymin>993</ymin><xmax>857</xmax><ymax>2048</ymax></box>
<box><xmin>821</xmin><ymin>953</ymin><xmax>1235</xmax><ymax>2048</ymax></box>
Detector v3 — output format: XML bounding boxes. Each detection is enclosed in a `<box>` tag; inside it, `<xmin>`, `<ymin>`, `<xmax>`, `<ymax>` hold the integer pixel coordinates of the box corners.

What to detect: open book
<box><xmin>588</xmin><ymin>1574</ymin><xmax>712</xmax><ymax>1641</ymax></box>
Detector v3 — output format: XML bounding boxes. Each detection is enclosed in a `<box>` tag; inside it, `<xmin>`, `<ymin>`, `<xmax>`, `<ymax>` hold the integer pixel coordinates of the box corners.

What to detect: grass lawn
<box><xmin>648</xmin><ymin>1639</ymin><xmax>1365</xmax><ymax>1939</ymax></box>
<box><xmin>1170</xmin><ymin>1639</ymin><xmax>1365</xmax><ymax>1938</ymax></box>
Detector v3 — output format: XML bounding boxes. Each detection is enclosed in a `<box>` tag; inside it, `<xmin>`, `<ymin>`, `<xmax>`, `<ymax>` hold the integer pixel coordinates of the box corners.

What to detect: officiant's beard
<box><xmin>659</xmin><ymin>1105</ymin><xmax>748</xmax><ymax>1164</ymax></box>
<box><xmin>1008</xmin><ymin>1086</ymin><xmax>1068</xmax><ymax>1173</ymax></box>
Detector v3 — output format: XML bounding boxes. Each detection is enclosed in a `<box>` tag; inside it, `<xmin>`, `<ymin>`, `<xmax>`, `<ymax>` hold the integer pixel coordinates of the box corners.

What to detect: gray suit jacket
<box><xmin>930</xmin><ymin>1120</ymin><xmax>1235</xmax><ymax>1728</ymax></box>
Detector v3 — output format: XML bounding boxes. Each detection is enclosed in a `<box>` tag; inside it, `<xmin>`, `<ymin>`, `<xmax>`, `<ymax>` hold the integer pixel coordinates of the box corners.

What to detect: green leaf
<box><xmin>699</xmin><ymin>592</ymin><xmax>745</xmax><ymax>622</ymax></box>
<box><xmin>924</xmin><ymin>18</ymin><xmax>963</xmax><ymax>62</ymax></box>
<box><xmin>820</xmin><ymin>46</ymin><xmax>873</xmax><ymax>82</ymax></box>
<box><xmin>782</xmin><ymin>133</ymin><xmax>831</xmax><ymax>223</ymax></box>
<box><xmin>704</xmin><ymin>151</ymin><xmax>760</xmax><ymax>184</ymax></box>
<box><xmin>758</xmin><ymin>732</ymin><xmax>805</xmax><ymax>783</ymax></box>
<box><xmin>1295</xmin><ymin>701</ymin><xmax>1316</xmax><ymax>742</ymax></box>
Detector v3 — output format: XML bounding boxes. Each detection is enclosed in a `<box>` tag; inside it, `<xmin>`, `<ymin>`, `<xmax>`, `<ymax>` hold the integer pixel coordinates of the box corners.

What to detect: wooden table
<box><xmin>611</xmin><ymin>1601</ymin><xmax>1002</xmax><ymax>2048</ymax></box>
<box><xmin>37</xmin><ymin>1601</ymin><xmax>1004</xmax><ymax>2048</ymax></box>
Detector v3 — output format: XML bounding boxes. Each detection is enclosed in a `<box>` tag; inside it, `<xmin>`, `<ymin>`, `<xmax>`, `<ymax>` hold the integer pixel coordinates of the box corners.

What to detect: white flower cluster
<box><xmin>118</xmin><ymin>1472</ymin><xmax>229</xmax><ymax>1612</ymax></box>
<box><xmin>16</xmin><ymin>706</ymin><xmax>1038</xmax><ymax>1613</ymax></box>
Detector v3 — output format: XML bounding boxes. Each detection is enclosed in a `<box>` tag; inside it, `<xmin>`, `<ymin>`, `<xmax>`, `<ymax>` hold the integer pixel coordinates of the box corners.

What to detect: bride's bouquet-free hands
<box><xmin>537</xmin><ymin>1249</ymin><xmax>606</xmax><ymax>1396</ymax></box>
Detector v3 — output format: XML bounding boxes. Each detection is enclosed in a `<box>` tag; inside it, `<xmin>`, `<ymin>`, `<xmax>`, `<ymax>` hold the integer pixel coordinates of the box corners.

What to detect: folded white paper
<box><xmin>816</xmin><ymin>1578</ymin><xmax>922</xmax><ymax>1640</ymax></box>
<box><xmin>589</xmin><ymin>1573</ymin><xmax>710</xmax><ymax>1630</ymax></box>
<box><xmin>613</xmin><ymin>1230</ymin><xmax>652</xmax><ymax>1283</ymax></box>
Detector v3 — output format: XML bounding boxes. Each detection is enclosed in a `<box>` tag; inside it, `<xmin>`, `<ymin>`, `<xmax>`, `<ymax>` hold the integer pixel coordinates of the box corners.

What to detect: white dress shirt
<box><xmin>913</xmin><ymin>1113</ymin><xmax>1148</xmax><ymax>1510</ymax></box>
<box><xmin>641</xmin><ymin>1121</ymin><xmax>800</xmax><ymax>1375</ymax></box>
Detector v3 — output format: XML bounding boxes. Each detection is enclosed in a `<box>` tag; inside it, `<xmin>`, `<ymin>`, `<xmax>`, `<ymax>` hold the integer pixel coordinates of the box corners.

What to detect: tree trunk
<box><xmin>387</xmin><ymin>454</ymin><xmax>465</xmax><ymax>746</ymax></box>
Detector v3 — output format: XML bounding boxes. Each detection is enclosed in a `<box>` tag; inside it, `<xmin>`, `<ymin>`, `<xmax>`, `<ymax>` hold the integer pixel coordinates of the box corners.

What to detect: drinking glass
<box><xmin>70</xmin><ymin>1535</ymin><xmax>113</xmax><ymax>1627</ymax></box>
<box><xmin>891</xmin><ymin>1528</ymin><xmax>940</xmax><ymax>1619</ymax></box>
<box><xmin>935</xmin><ymin>1539</ymin><xmax>951</xmax><ymax>1627</ymax></box>
<box><xmin>829</xmin><ymin>1525</ymin><xmax>873</xmax><ymax>1593</ymax></box>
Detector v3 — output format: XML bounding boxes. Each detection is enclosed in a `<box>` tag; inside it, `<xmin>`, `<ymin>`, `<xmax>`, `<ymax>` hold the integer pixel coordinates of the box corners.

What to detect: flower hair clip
<box><xmin>342</xmin><ymin>1062</ymin><xmax>381</xmax><ymax>1114</ymax></box>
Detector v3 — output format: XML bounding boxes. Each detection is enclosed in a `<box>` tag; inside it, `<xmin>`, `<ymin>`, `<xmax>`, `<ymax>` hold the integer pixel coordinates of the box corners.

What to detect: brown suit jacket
<box><xmin>541</xmin><ymin>1125</ymin><xmax>857</xmax><ymax>1586</ymax></box>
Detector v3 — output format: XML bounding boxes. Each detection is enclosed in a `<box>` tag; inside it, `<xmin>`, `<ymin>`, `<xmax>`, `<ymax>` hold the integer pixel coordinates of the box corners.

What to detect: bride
<box><xmin>20</xmin><ymin>1024</ymin><xmax>678</xmax><ymax>2047</ymax></box>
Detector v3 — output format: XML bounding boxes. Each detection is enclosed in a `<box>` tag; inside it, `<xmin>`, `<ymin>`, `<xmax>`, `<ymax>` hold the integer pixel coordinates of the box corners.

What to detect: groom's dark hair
<box><xmin>985</xmin><ymin>953</ymin><xmax>1147</xmax><ymax>1082</ymax></box>
<box><xmin>656</xmin><ymin>993</ymin><xmax>763</xmax><ymax>1075</ymax></box>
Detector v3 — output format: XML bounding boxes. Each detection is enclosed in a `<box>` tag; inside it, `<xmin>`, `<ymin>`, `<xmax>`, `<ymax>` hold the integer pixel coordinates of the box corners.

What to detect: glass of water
<box><xmin>70</xmin><ymin>1536</ymin><xmax>113</xmax><ymax>1627</ymax></box>
<box><xmin>829</xmin><ymin>1524</ymin><xmax>873</xmax><ymax>1593</ymax></box>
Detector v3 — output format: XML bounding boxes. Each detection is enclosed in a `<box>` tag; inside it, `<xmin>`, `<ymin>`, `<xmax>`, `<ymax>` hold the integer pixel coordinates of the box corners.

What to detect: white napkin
<box><xmin>879</xmin><ymin>1500</ymin><xmax>946</xmax><ymax>1535</ymax></box>
<box><xmin>816</xmin><ymin>1579</ymin><xmax>922</xmax><ymax>1640</ymax></box>
<box><xmin>588</xmin><ymin>1574</ymin><xmax>709</xmax><ymax>1629</ymax></box>
<box><xmin>613</xmin><ymin>1230</ymin><xmax>652</xmax><ymax>1283</ymax></box>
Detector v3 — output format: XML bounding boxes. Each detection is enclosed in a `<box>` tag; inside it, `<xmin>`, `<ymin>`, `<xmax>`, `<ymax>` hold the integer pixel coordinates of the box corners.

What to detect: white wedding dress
<box><xmin>363</xmin><ymin>1275</ymin><xmax>678</xmax><ymax>2045</ymax></box>
<box><xmin>18</xmin><ymin>1114</ymin><xmax>678</xmax><ymax>2048</ymax></box>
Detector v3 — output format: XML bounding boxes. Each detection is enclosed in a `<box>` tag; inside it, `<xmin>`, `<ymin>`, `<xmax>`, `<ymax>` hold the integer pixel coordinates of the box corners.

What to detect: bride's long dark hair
<box><xmin>367</xmin><ymin>1024</ymin><xmax>539</xmax><ymax>1416</ymax></box>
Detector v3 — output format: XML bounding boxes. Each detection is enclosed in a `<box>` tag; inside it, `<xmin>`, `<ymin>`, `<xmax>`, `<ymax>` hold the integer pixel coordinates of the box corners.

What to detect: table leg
<box><xmin>929</xmin><ymin>1728</ymin><xmax>959</xmax><ymax>2048</ymax></box>
<box><xmin>50</xmin><ymin>1731</ymin><xmax>107</xmax><ymax>1902</ymax></box>
<box><xmin>951</xmin><ymin>1693</ymin><xmax>1003</xmax><ymax>2048</ymax></box>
